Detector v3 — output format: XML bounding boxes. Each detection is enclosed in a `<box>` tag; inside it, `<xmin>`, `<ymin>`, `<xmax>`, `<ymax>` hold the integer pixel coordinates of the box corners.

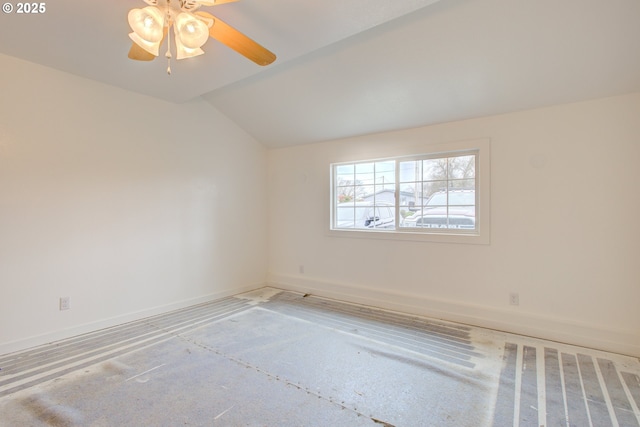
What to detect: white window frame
<box><xmin>328</xmin><ymin>138</ymin><xmax>490</xmax><ymax>245</ymax></box>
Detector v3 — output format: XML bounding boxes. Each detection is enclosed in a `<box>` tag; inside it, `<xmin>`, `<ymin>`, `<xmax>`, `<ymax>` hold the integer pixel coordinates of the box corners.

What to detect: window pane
<box><xmin>447</xmin><ymin>188</ymin><xmax>475</xmax><ymax>206</ymax></box>
<box><xmin>336</xmin><ymin>190</ymin><xmax>351</xmax><ymax>204</ymax></box>
<box><xmin>423</xmin><ymin>182</ymin><xmax>447</xmax><ymax>204</ymax></box>
<box><xmin>355</xmin><ymin>162</ymin><xmax>376</xmax><ymax>185</ymax></box>
<box><xmin>449</xmin><ymin>178</ymin><xmax>475</xmax><ymax>191</ymax></box>
<box><xmin>448</xmin><ymin>155</ymin><xmax>475</xmax><ymax>179</ymax></box>
<box><xmin>335</xmin><ymin>164</ymin><xmax>356</xmax><ymax>203</ymax></box>
<box><xmin>399</xmin><ymin>206</ymin><xmax>414</xmax><ymax>221</ymax></box>
<box><xmin>335</xmin><ymin>205</ymin><xmax>372</xmax><ymax>229</ymax></box>
<box><xmin>335</xmin><ymin>206</ymin><xmax>355</xmax><ymax>228</ymax></box>
<box><xmin>336</xmin><ymin>164</ymin><xmax>354</xmax><ymax>182</ymax></box>
<box><xmin>374</xmin><ymin>185</ymin><xmax>395</xmax><ymax>203</ymax></box>
<box><xmin>446</xmin><ymin>205</ymin><xmax>475</xmax><ymax>229</ymax></box>
<box><xmin>375</xmin><ymin>160</ymin><xmax>395</xmax><ymax>184</ymax></box>
<box><xmin>354</xmin><ymin>206</ymin><xmax>373</xmax><ymax>229</ymax></box>
<box><xmin>335</xmin><ymin>203</ymin><xmax>395</xmax><ymax>230</ymax></box>
<box><xmin>356</xmin><ymin>184</ymin><xmax>375</xmax><ymax>200</ymax></box>
<box><xmin>423</xmin><ymin>158</ymin><xmax>447</xmax><ymax>181</ymax></box>
<box><xmin>399</xmin><ymin>161</ymin><xmax>421</xmax><ymax>183</ymax></box>
<box><xmin>399</xmin><ymin>183</ymin><xmax>418</xmax><ymax>206</ymax></box>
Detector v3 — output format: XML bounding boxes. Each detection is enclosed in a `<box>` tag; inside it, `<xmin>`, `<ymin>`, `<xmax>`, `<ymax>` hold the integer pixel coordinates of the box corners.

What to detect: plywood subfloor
<box><xmin>1</xmin><ymin>288</ymin><xmax>639</xmax><ymax>426</ymax></box>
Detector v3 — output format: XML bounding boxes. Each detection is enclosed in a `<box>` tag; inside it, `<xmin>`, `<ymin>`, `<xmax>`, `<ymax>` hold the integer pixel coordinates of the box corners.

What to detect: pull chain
<box><xmin>165</xmin><ymin>0</ymin><xmax>172</xmax><ymax>75</ymax></box>
<box><xmin>166</xmin><ymin>28</ymin><xmax>172</xmax><ymax>75</ymax></box>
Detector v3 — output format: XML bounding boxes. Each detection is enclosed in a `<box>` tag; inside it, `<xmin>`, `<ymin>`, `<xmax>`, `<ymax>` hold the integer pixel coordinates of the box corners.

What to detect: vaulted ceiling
<box><xmin>1</xmin><ymin>0</ymin><xmax>639</xmax><ymax>147</ymax></box>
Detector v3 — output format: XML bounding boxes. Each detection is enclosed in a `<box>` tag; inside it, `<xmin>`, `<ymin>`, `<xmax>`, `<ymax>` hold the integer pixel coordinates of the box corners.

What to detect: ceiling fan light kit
<box><xmin>127</xmin><ymin>0</ymin><xmax>276</xmax><ymax>74</ymax></box>
<box><xmin>128</xmin><ymin>6</ymin><xmax>165</xmax><ymax>56</ymax></box>
<box><xmin>174</xmin><ymin>12</ymin><xmax>210</xmax><ymax>59</ymax></box>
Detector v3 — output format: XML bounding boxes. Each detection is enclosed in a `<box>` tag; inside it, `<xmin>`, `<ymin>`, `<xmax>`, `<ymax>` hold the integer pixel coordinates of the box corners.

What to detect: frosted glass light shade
<box><xmin>175</xmin><ymin>40</ymin><xmax>204</xmax><ymax>60</ymax></box>
<box><xmin>174</xmin><ymin>13</ymin><xmax>209</xmax><ymax>49</ymax></box>
<box><xmin>128</xmin><ymin>6</ymin><xmax>164</xmax><ymax>56</ymax></box>
<box><xmin>129</xmin><ymin>32</ymin><xmax>162</xmax><ymax>56</ymax></box>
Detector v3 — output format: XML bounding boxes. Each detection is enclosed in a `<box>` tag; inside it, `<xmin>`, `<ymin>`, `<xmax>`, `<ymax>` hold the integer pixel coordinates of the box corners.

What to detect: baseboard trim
<box><xmin>267</xmin><ymin>273</ymin><xmax>640</xmax><ymax>358</ymax></box>
<box><xmin>0</xmin><ymin>283</ymin><xmax>263</xmax><ymax>356</ymax></box>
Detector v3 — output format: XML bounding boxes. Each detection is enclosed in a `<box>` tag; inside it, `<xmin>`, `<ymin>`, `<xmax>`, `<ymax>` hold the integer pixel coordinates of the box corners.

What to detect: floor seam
<box><xmin>176</xmin><ymin>332</ymin><xmax>396</xmax><ymax>426</ymax></box>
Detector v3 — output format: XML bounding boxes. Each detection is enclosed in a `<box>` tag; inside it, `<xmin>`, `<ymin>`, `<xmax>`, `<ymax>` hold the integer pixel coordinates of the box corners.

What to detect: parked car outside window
<box><xmin>335</xmin><ymin>201</ymin><xmax>395</xmax><ymax>229</ymax></box>
<box><xmin>401</xmin><ymin>189</ymin><xmax>475</xmax><ymax>230</ymax></box>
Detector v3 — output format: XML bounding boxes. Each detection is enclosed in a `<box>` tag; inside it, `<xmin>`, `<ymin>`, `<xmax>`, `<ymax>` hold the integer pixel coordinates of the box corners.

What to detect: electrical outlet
<box><xmin>509</xmin><ymin>293</ymin><xmax>519</xmax><ymax>306</ymax></box>
<box><xmin>299</xmin><ymin>265</ymin><xmax>305</xmax><ymax>274</ymax></box>
<box><xmin>60</xmin><ymin>297</ymin><xmax>70</xmax><ymax>311</ymax></box>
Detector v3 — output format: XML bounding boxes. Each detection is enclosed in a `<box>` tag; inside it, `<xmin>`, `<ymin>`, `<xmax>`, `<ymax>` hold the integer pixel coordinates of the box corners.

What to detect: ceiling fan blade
<box><xmin>128</xmin><ymin>25</ymin><xmax>168</xmax><ymax>61</ymax></box>
<box><xmin>128</xmin><ymin>42</ymin><xmax>157</xmax><ymax>61</ymax></box>
<box><xmin>196</xmin><ymin>11</ymin><xmax>276</xmax><ymax>66</ymax></box>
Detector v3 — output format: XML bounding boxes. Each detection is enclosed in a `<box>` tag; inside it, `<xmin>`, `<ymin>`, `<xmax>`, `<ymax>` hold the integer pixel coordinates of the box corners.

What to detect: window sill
<box><xmin>327</xmin><ymin>228</ymin><xmax>490</xmax><ymax>245</ymax></box>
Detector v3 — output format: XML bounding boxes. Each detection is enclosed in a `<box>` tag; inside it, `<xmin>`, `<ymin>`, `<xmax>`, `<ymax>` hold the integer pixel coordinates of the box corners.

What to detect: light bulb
<box><xmin>175</xmin><ymin>13</ymin><xmax>209</xmax><ymax>50</ymax></box>
<box><xmin>174</xmin><ymin>24</ymin><xmax>204</xmax><ymax>59</ymax></box>
<box><xmin>128</xmin><ymin>7</ymin><xmax>164</xmax><ymax>42</ymax></box>
<box><xmin>128</xmin><ymin>6</ymin><xmax>165</xmax><ymax>56</ymax></box>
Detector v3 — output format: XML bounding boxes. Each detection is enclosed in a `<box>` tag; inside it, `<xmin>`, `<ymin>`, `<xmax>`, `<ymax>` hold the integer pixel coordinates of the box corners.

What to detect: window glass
<box><xmin>333</xmin><ymin>151</ymin><xmax>479</xmax><ymax>235</ymax></box>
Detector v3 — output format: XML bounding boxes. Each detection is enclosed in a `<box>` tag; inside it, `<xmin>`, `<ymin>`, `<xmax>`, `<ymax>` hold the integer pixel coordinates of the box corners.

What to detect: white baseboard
<box><xmin>0</xmin><ymin>283</ymin><xmax>264</xmax><ymax>357</ymax></box>
<box><xmin>267</xmin><ymin>273</ymin><xmax>640</xmax><ymax>358</ymax></box>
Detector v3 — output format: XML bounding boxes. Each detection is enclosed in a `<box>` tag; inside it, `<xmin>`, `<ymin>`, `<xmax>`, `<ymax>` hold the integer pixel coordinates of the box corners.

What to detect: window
<box><xmin>330</xmin><ymin>140</ymin><xmax>490</xmax><ymax>243</ymax></box>
<box><xmin>334</xmin><ymin>160</ymin><xmax>396</xmax><ymax>230</ymax></box>
<box><xmin>397</xmin><ymin>154</ymin><xmax>476</xmax><ymax>231</ymax></box>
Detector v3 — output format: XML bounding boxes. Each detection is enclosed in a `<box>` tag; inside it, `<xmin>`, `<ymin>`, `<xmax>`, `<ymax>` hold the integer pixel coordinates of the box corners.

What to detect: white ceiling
<box><xmin>1</xmin><ymin>0</ymin><xmax>640</xmax><ymax>147</ymax></box>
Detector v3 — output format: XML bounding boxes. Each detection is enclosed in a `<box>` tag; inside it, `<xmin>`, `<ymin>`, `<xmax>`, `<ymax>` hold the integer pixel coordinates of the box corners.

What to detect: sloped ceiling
<box><xmin>1</xmin><ymin>0</ymin><xmax>640</xmax><ymax>147</ymax></box>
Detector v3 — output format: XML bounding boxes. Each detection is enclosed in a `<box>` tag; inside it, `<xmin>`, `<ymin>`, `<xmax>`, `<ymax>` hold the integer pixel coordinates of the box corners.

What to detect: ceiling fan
<box><xmin>127</xmin><ymin>0</ymin><xmax>276</xmax><ymax>73</ymax></box>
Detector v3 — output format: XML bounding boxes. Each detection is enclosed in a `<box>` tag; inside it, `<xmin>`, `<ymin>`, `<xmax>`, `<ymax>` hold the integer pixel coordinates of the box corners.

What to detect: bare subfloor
<box><xmin>1</xmin><ymin>288</ymin><xmax>639</xmax><ymax>426</ymax></box>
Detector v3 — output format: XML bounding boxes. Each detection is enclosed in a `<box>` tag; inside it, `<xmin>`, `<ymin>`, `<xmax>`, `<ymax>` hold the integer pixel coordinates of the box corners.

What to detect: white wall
<box><xmin>267</xmin><ymin>93</ymin><xmax>640</xmax><ymax>357</ymax></box>
<box><xmin>2</xmin><ymin>51</ymin><xmax>638</xmax><ymax>358</ymax></box>
<box><xmin>0</xmin><ymin>54</ymin><xmax>268</xmax><ymax>354</ymax></box>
